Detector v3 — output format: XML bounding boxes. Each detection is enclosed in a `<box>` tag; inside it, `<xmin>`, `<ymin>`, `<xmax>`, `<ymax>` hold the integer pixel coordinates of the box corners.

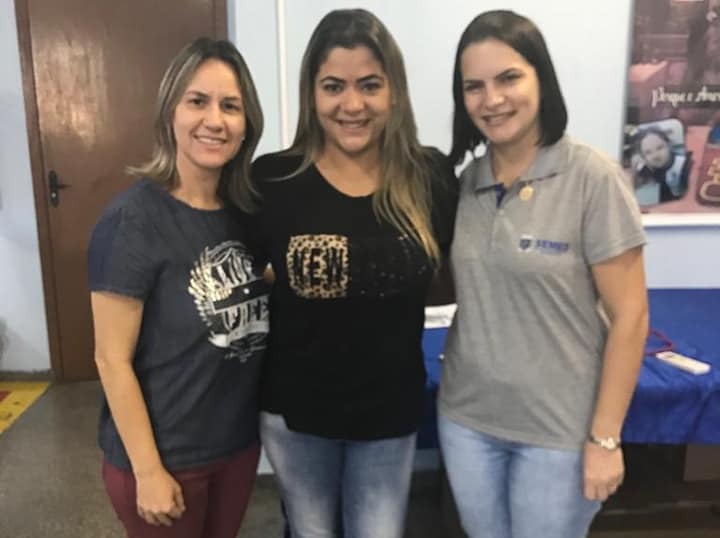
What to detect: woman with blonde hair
<box><xmin>88</xmin><ymin>37</ymin><xmax>268</xmax><ymax>538</ymax></box>
<box><xmin>251</xmin><ymin>8</ymin><xmax>457</xmax><ymax>538</ymax></box>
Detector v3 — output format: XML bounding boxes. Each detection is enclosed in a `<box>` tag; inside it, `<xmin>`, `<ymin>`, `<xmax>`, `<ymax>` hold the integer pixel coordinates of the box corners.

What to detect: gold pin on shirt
<box><xmin>519</xmin><ymin>184</ymin><xmax>534</xmax><ymax>201</ymax></box>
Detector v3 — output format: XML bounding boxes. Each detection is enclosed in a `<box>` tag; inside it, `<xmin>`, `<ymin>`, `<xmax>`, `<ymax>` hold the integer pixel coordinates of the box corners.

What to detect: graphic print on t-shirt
<box><xmin>188</xmin><ymin>240</ymin><xmax>268</xmax><ymax>361</ymax></box>
<box><xmin>286</xmin><ymin>234</ymin><xmax>350</xmax><ymax>299</ymax></box>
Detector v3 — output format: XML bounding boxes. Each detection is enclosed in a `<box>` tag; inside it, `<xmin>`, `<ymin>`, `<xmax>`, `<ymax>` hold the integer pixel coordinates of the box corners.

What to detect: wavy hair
<box><xmin>283</xmin><ymin>9</ymin><xmax>439</xmax><ymax>262</ymax></box>
<box><xmin>129</xmin><ymin>37</ymin><xmax>263</xmax><ymax>212</ymax></box>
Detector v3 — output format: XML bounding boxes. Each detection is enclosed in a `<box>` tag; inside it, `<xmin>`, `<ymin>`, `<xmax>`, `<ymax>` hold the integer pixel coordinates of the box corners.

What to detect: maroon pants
<box><xmin>102</xmin><ymin>443</ymin><xmax>260</xmax><ymax>538</ymax></box>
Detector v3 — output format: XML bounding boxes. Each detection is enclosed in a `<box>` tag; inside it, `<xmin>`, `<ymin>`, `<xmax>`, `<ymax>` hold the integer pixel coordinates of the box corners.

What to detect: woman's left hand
<box><xmin>583</xmin><ymin>442</ymin><xmax>624</xmax><ymax>501</ymax></box>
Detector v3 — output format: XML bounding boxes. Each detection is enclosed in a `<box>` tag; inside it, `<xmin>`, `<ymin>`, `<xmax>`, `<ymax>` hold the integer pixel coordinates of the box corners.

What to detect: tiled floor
<box><xmin>0</xmin><ymin>381</ymin><xmax>718</xmax><ymax>537</ymax></box>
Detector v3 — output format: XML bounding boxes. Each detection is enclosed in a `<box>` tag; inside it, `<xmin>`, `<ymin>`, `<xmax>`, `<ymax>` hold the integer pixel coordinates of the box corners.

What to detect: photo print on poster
<box><xmin>625</xmin><ymin>0</ymin><xmax>720</xmax><ymax>215</ymax></box>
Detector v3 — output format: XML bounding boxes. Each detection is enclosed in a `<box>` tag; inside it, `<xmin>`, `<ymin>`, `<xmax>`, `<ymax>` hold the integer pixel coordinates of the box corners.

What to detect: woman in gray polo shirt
<box><xmin>438</xmin><ymin>10</ymin><xmax>648</xmax><ymax>538</ymax></box>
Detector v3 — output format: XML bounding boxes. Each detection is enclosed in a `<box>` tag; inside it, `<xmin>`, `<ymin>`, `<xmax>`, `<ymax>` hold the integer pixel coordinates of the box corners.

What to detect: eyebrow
<box><xmin>318</xmin><ymin>74</ymin><xmax>384</xmax><ymax>84</ymax></box>
<box><xmin>463</xmin><ymin>67</ymin><xmax>522</xmax><ymax>83</ymax></box>
<box><xmin>184</xmin><ymin>89</ymin><xmax>242</xmax><ymax>101</ymax></box>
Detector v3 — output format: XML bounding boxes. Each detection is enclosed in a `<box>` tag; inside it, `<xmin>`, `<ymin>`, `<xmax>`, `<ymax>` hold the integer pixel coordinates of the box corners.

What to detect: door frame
<box><xmin>13</xmin><ymin>0</ymin><xmax>228</xmax><ymax>380</ymax></box>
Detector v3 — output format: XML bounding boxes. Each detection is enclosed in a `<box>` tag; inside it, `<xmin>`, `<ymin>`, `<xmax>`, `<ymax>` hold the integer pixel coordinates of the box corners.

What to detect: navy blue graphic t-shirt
<box><xmin>88</xmin><ymin>179</ymin><xmax>268</xmax><ymax>471</ymax></box>
<box><xmin>251</xmin><ymin>151</ymin><xmax>458</xmax><ymax>440</ymax></box>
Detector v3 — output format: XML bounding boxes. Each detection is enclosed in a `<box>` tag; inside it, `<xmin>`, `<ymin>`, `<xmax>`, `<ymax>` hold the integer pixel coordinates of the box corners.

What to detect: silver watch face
<box><xmin>589</xmin><ymin>434</ymin><xmax>620</xmax><ymax>450</ymax></box>
<box><xmin>601</xmin><ymin>438</ymin><xmax>618</xmax><ymax>450</ymax></box>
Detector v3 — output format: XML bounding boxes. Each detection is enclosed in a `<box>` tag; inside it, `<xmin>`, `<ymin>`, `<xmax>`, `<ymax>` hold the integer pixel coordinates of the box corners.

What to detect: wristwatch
<box><xmin>587</xmin><ymin>433</ymin><xmax>621</xmax><ymax>451</ymax></box>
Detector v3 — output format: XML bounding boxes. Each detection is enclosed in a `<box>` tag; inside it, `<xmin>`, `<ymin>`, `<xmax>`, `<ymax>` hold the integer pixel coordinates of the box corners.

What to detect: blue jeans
<box><xmin>260</xmin><ymin>412</ymin><xmax>416</xmax><ymax>538</ymax></box>
<box><xmin>438</xmin><ymin>414</ymin><xmax>601</xmax><ymax>538</ymax></box>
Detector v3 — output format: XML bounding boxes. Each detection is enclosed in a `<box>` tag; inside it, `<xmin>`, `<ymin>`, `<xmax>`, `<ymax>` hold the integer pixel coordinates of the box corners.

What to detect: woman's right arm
<box><xmin>91</xmin><ymin>291</ymin><xmax>185</xmax><ymax>527</ymax></box>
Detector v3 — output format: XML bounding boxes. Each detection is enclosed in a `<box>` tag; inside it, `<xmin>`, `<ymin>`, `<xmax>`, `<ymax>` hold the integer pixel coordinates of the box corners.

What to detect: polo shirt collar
<box><xmin>472</xmin><ymin>134</ymin><xmax>572</xmax><ymax>192</ymax></box>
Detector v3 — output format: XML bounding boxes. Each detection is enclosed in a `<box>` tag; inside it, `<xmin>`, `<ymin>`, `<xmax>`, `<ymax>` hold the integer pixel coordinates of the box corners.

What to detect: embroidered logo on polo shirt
<box><xmin>535</xmin><ymin>239</ymin><xmax>569</xmax><ymax>254</ymax></box>
<box><xmin>518</xmin><ymin>235</ymin><xmax>569</xmax><ymax>255</ymax></box>
<box><xmin>519</xmin><ymin>234</ymin><xmax>533</xmax><ymax>251</ymax></box>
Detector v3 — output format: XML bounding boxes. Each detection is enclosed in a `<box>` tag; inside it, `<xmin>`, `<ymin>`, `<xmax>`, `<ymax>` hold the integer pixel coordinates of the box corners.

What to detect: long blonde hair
<box><xmin>129</xmin><ymin>38</ymin><xmax>264</xmax><ymax>212</ymax></box>
<box><xmin>285</xmin><ymin>9</ymin><xmax>439</xmax><ymax>262</ymax></box>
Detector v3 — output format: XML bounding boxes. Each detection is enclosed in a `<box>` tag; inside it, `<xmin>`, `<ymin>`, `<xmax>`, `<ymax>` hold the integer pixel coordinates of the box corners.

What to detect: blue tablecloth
<box><xmin>419</xmin><ymin>289</ymin><xmax>720</xmax><ymax>448</ymax></box>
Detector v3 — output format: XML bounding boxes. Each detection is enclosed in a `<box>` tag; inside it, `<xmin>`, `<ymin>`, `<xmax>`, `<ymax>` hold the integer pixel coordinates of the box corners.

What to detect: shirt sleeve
<box><xmin>582</xmin><ymin>154</ymin><xmax>647</xmax><ymax>265</ymax></box>
<box><xmin>87</xmin><ymin>204</ymin><xmax>158</xmax><ymax>299</ymax></box>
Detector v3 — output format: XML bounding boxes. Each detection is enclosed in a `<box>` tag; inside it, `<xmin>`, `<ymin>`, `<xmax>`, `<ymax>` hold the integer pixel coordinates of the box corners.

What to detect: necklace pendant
<box><xmin>519</xmin><ymin>184</ymin><xmax>534</xmax><ymax>201</ymax></box>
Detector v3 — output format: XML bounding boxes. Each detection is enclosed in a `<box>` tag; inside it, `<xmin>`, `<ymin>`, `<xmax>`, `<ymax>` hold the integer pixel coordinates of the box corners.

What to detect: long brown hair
<box><xmin>285</xmin><ymin>9</ymin><xmax>439</xmax><ymax>261</ymax></box>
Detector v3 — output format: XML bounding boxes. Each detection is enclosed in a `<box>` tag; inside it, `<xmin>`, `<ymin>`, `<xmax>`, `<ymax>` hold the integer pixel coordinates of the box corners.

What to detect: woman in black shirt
<box><xmin>251</xmin><ymin>9</ymin><xmax>457</xmax><ymax>538</ymax></box>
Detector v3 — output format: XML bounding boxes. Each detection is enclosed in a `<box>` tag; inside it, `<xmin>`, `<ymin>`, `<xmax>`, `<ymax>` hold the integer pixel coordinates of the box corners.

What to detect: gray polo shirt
<box><xmin>438</xmin><ymin>136</ymin><xmax>646</xmax><ymax>450</ymax></box>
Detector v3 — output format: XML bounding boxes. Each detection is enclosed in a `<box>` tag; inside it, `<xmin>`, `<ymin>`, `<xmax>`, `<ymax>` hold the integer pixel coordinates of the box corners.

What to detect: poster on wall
<box><xmin>624</xmin><ymin>0</ymin><xmax>720</xmax><ymax>221</ymax></box>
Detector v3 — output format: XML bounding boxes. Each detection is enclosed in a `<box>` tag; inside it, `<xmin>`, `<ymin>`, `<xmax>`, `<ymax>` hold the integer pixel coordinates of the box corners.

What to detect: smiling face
<box><xmin>313</xmin><ymin>46</ymin><xmax>391</xmax><ymax>160</ymax></box>
<box><xmin>173</xmin><ymin>58</ymin><xmax>246</xmax><ymax>183</ymax></box>
<box><xmin>460</xmin><ymin>38</ymin><xmax>541</xmax><ymax>153</ymax></box>
<box><xmin>639</xmin><ymin>132</ymin><xmax>672</xmax><ymax>170</ymax></box>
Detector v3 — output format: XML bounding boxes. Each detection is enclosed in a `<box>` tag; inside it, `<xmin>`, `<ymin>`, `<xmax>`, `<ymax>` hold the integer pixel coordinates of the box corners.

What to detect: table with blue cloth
<box><xmin>419</xmin><ymin>288</ymin><xmax>720</xmax><ymax>449</ymax></box>
<box><xmin>422</xmin><ymin>288</ymin><xmax>720</xmax><ymax>533</ymax></box>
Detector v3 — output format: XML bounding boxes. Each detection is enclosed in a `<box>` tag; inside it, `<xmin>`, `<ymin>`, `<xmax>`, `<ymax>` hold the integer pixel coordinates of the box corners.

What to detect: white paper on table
<box><xmin>424</xmin><ymin>304</ymin><xmax>457</xmax><ymax>329</ymax></box>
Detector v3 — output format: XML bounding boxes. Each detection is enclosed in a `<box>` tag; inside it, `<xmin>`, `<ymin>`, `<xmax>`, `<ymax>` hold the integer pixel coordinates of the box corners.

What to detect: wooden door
<box><xmin>15</xmin><ymin>0</ymin><xmax>227</xmax><ymax>380</ymax></box>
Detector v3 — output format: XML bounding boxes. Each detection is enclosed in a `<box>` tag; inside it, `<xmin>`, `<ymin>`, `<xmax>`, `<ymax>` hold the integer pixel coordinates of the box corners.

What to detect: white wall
<box><xmin>0</xmin><ymin>1</ymin><xmax>51</xmax><ymax>372</ymax></box>
<box><xmin>645</xmin><ymin>226</ymin><xmax>720</xmax><ymax>287</ymax></box>
<box><xmin>280</xmin><ymin>0</ymin><xmax>632</xmax><ymax>157</ymax></box>
<box><xmin>229</xmin><ymin>0</ymin><xmax>284</xmax><ymax>156</ymax></box>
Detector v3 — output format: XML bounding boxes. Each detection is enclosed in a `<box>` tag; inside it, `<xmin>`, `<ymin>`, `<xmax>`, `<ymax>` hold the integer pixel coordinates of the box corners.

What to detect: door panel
<box><xmin>19</xmin><ymin>0</ymin><xmax>226</xmax><ymax>380</ymax></box>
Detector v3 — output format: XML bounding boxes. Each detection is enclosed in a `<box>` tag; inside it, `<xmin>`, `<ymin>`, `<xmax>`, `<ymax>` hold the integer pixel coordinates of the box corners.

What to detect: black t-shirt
<box><xmin>251</xmin><ymin>150</ymin><xmax>458</xmax><ymax>440</ymax></box>
<box><xmin>88</xmin><ymin>179</ymin><xmax>269</xmax><ymax>470</ymax></box>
